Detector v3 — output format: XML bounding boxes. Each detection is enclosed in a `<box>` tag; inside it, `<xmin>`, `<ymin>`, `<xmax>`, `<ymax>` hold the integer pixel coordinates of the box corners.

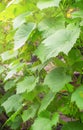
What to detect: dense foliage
<box><xmin>0</xmin><ymin>0</ymin><xmax>83</xmax><ymax>129</ymax></box>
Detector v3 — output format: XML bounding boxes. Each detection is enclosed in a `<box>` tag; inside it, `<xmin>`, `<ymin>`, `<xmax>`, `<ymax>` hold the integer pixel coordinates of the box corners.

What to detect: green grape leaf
<box><xmin>16</xmin><ymin>76</ymin><xmax>38</xmax><ymax>94</ymax></box>
<box><xmin>39</xmin><ymin>110</ymin><xmax>51</xmax><ymax>118</ymax></box>
<box><xmin>3</xmin><ymin>108</ymin><xmax>21</xmax><ymax>128</ymax></box>
<box><xmin>38</xmin><ymin>91</ymin><xmax>55</xmax><ymax>114</ymax></box>
<box><xmin>13</xmin><ymin>11</ymin><xmax>32</xmax><ymax>29</ymax></box>
<box><xmin>37</xmin><ymin>0</ymin><xmax>61</xmax><ymax>10</ymax></box>
<box><xmin>9</xmin><ymin>116</ymin><xmax>22</xmax><ymax>130</ymax></box>
<box><xmin>44</xmin><ymin>68</ymin><xmax>71</xmax><ymax>92</ymax></box>
<box><xmin>51</xmin><ymin>112</ymin><xmax>59</xmax><ymax>126</ymax></box>
<box><xmin>1</xmin><ymin>50</ymin><xmax>18</xmax><ymax>61</ymax></box>
<box><xmin>62</xmin><ymin>121</ymin><xmax>83</xmax><ymax>130</ymax></box>
<box><xmin>38</xmin><ymin>16</ymin><xmax>65</xmax><ymax>38</ymax></box>
<box><xmin>22</xmin><ymin>91</ymin><xmax>36</xmax><ymax>101</ymax></box>
<box><xmin>31</xmin><ymin>117</ymin><xmax>51</xmax><ymax>130</ymax></box>
<box><xmin>71</xmin><ymin>85</ymin><xmax>83</xmax><ymax>110</ymax></box>
<box><xmin>72</xmin><ymin>61</ymin><xmax>83</xmax><ymax>71</ymax></box>
<box><xmin>4</xmin><ymin>80</ymin><xmax>15</xmax><ymax>91</ymax></box>
<box><xmin>14</xmin><ymin>22</ymin><xmax>36</xmax><ymax>50</ymax></box>
<box><xmin>68</xmin><ymin>48</ymin><xmax>82</xmax><ymax>65</ymax></box>
<box><xmin>35</xmin><ymin>25</ymin><xmax>80</xmax><ymax>63</ymax></box>
<box><xmin>2</xmin><ymin>94</ymin><xmax>23</xmax><ymax>113</ymax></box>
<box><xmin>22</xmin><ymin>103</ymin><xmax>39</xmax><ymax>122</ymax></box>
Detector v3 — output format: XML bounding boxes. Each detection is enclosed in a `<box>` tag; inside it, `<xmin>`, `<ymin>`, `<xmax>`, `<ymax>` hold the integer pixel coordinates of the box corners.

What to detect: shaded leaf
<box><xmin>62</xmin><ymin>121</ymin><xmax>83</xmax><ymax>130</ymax></box>
<box><xmin>44</xmin><ymin>68</ymin><xmax>71</xmax><ymax>92</ymax></box>
<box><xmin>22</xmin><ymin>103</ymin><xmax>39</xmax><ymax>122</ymax></box>
<box><xmin>39</xmin><ymin>91</ymin><xmax>55</xmax><ymax>114</ymax></box>
<box><xmin>4</xmin><ymin>80</ymin><xmax>15</xmax><ymax>91</ymax></box>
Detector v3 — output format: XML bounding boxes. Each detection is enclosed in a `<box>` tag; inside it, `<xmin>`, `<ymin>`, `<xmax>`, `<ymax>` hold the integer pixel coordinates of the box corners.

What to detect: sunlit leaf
<box><xmin>31</xmin><ymin>117</ymin><xmax>51</xmax><ymax>130</ymax></box>
<box><xmin>2</xmin><ymin>94</ymin><xmax>23</xmax><ymax>113</ymax></box>
<box><xmin>14</xmin><ymin>23</ymin><xmax>36</xmax><ymax>50</ymax></box>
<box><xmin>13</xmin><ymin>11</ymin><xmax>32</xmax><ymax>29</ymax></box>
<box><xmin>35</xmin><ymin>25</ymin><xmax>80</xmax><ymax>63</ymax></box>
<box><xmin>16</xmin><ymin>76</ymin><xmax>38</xmax><ymax>94</ymax></box>
<box><xmin>37</xmin><ymin>0</ymin><xmax>61</xmax><ymax>10</ymax></box>
<box><xmin>1</xmin><ymin>50</ymin><xmax>18</xmax><ymax>61</ymax></box>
